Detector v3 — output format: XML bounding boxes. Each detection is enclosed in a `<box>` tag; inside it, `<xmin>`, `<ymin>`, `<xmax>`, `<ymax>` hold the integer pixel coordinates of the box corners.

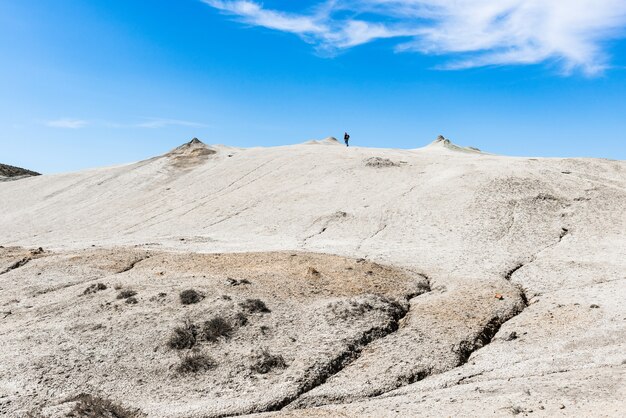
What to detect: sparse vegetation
<box><xmin>327</xmin><ymin>295</ymin><xmax>406</xmax><ymax>322</ymax></box>
<box><xmin>239</xmin><ymin>298</ymin><xmax>271</xmax><ymax>314</ymax></box>
<box><xmin>177</xmin><ymin>352</ymin><xmax>216</xmax><ymax>374</ymax></box>
<box><xmin>125</xmin><ymin>297</ymin><xmax>138</xmax><ymax>304</ymax></box>
<box><xmin>66</xmin><ymin>393</ymin><xmax>140</xmax><ymax>418</ymax></box>
<box><xmin>117</xmin><ymin>289</ymin><xmax>137</xmax><ymax>299</ymax></box>
<box><xmin>83</xmin><ymin>283</ymin><xmax>107</xmax><ymax>295</ymax></box>
<box><xmin>250</xmin><ymin>348</ymin><xmax>287</xmax><ymax>374</ymax></box>
<box><xmin>168</xmin><ymin>320</ymin><xmax>198</xmax><ymax>350</ymax></box>
<box><xmin>179</xmin><ymin>289</ymin><xmax>204</xmax><ymax>305</ymax></box>
<box><xmin>202</xmin><ymin>316</ymin><xmax>233</xmax><ymax>342</ymax></box>
<box><xmin>233</xmin><ymin>312</ymin><xmax>248</xmax><ymax>326</ymax></box>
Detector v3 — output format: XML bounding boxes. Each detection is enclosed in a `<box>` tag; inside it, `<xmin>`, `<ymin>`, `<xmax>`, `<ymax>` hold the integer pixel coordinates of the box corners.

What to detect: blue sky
<box><xmin>1</xmin><ymin>0</ymin><xmax>626</xmax><ymax>173</ymax></box>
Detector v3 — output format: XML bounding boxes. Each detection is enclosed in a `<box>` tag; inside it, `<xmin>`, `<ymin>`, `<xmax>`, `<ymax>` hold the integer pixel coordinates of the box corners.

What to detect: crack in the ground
<box><xmin>356</xmin><ymin>221</ymin><xmax>388</xmax><ymax>252</ymax></box>
<box><xmin>302</xmin><ymin>212</ymin><xmax>347</xmax><ymax>246</ymax></box>
<box><xmin>455</xmin><ymin>305</ymin><xmax>526</xmax><ymax>365</ymax></box>
<box><xmin>297</xmin><ymin>289</ymin><xmax>529</xmax><ymax>410</ymax></box>
<box><xmin>302</xmin><ymin>227</ymin><xmax>328</xmax><ymax>244</ymax></box>
<box><xmin>204</xmin><ymin>204</ymin><xmax>255</xmax><ymax>230</ymax></box>
<box><xmin>217</xmin><ymin>301</ymin><xmax>415</xmax><ymax>418</ymax></box>
<box><xmin>115</xmin><ymin>255</ymin><xmax>150</xmax><ymax>274</ymax></box>
<box><xmin>435</xmin><ymin>226</ymin><xmax>578</xmax><ymax>396</ymax></box>
<box><xmin>273</xmin><ymin>314</ymin><xmax>410</xmax><ymax>412</ymax></box>
<box><xmin>0</xmin><ymin>248</ymin><xmax>45</xmax><ymax>276</ymax></box>
<box><xmin>504</xmin><ymin>226</ymin><xmax>569</xmax><ymax>303</ymax></box>
<box><xmin>378</xmin><ymin>292</ymin><xmax>528</xmax><ymax>402</ymax></box>
<box><xmin>452</xmin><ymin>371</ymin><xmax>485</xmax><ymax>387</ymax></box>
<box><xmin>370</xmin><ymin>223</ymin><xmax>388</xmax><ymax>240</ymax></box>
<box><xmin>220</xmin><ymin>275</ymin><xmax>434</xmax><ymax>417</ymax></box>
<box><xmin>0</xmin><ymin>257</ymin><xmax>32</xmax><ymax>275</ymax></box>
<box><xmin>506</xmin><ymin>227</ymin><xmax>570</xmax><ymax>280</ymax></box>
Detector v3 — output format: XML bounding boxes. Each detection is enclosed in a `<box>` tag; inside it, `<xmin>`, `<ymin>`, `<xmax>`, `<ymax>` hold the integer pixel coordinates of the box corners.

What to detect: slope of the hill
<box><xmin>0</xmin><ymin>138</ymin><xmax>624</xmax><ymax>417</ymax></box>
<box><xmin>0</xmin><ymin>163</ymin><xmax>40</xmax><ymax>182</ymax></box>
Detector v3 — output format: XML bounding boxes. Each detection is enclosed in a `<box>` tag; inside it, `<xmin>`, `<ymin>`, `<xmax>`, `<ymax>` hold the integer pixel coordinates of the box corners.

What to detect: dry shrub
<box><xmin>83</xmin><ymin>283</ymin><xmax>107</xmax><ymax>295</ymax></box>
<box><xmin>117</xmin><ymin>290</ymin><xmax>137</xmax><ymax>299</ymax></box>
<box><xmin>168</xmin><ymin>320</ymin><xmax>198</xmax><ymax>350</ymax></box>
<box><xmin>177</xmin><ymin>352</ymin><xmax>216</xmax><ymax>374</ymax></box>
<box><xmin>251</xmin><ymin>348</ymin><xmax>287</xmax><ymax>374</ymax></box>
<box><xmin>66</xmin><ymin>393</ymin><xmax>140</xmax><ymax>417</ymax></box>
<box><xmin>239</xmin><ymin>298</ymin><xmax>271</xmax><ymax>314</ymax></box>
<box><xmin>179</xmin><ymin>289</ymin><xmax>204</xmax><ymax>305</ymax></box>
<box><xmin>202</xmin><ymin>317</ymin><xmax>233</xmax><ymax>342</ymax></box>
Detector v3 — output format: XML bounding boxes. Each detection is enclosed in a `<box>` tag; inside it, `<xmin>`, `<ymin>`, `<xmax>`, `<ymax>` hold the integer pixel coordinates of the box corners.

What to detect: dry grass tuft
<box><xmin>251</xmin><ymin>348</ymin><xmax>287</xmax><ymax>374</ymax></box>
<box><xmin>239</xmin><ymin>298</ymin><xmax>271</xmax><ymax>314</ymax></box>
<box><xmin>66</xmin><ymin>393</ymin><xmax>141</xmax><ymax>417</ymax></box>
<box><xmin>202</xmin><ymin>316</ymin><xmax>233</xmax><ymax>343</ymax></box>
<box><xmin>179</xmin><ymin>289</ymin><xmax>204</xmax><ymax>305</ymax></box>
<box><xmin>177</xmin><ymin>352</ymin><xmax>216</xmax><ymax>374</ymax></box>
<box><xmin>168</xmin><ymin>320</ymin><xmax>198</xmax><ymax>350</ymax></box>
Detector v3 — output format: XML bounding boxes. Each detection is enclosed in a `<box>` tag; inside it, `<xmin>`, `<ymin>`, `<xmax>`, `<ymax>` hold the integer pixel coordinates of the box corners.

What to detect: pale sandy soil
<box><xmin>0</xmin><ymin>137</ymin><xmax>624</xmax><ymax>417</ymax></box>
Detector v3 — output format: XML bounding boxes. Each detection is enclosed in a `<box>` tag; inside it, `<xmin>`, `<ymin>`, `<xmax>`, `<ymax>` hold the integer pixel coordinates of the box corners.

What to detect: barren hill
<box><xmin>0</xmin><ymin>163</ymin><xmax>40</xmax><ymax>182</ymax></box>
<box><xmin>0</xmin><ymin>138</ymin><xmax>624</xmax><ymax>417</ymax></box>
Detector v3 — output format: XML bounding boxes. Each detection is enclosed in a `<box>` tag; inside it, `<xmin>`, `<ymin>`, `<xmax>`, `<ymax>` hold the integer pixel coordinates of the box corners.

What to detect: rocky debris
<box><xmin>503</xmin><ymin>331</ymin><xmax>518</xmax><ymax>341</ymax></box>
<box><xmin>364</xmin><ymin>157</ymin><xmax>402</xmax><ymax>168</ymax></box>
<box><xmin>225</xmin><ymin>278</ymin><xmax>251</xmax><ymax>286</ymax></box>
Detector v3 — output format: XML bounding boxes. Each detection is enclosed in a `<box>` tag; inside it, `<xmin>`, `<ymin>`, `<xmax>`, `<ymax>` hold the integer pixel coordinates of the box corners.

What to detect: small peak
<box><xmin>164</xmin><ymin>138</ymin><xmax>216</xmax><ymax>169</ymax></box>
<box><xmin>426</xmin><ymin>135</ymin><xmax>482</xmax><ymax>154</ymax></box>
<box><xmin>435</xmin><ymin>135</ymin><xmax>450</xmax><ymax>145</ymax></box>
<box><xmin>303</xmin><ymin>136</ymin><xmax>341</xmax><ymax>145</ymax></box>
<box><xmin>0</xmin><ymin>163</ymin><xmax>41</xmax><ymax>180</ymax></box>
<box><xmin>172</xmin><ymin>138</ymin><xmax>208</xmax><ymax>152</ymax></box>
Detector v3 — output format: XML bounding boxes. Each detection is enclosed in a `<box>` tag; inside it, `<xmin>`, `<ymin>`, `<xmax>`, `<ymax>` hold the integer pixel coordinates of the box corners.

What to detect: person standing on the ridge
<box><xmin>344</xmin><ymin>132</ymin><xmax>350</xmax><ymax>147</ymax></box>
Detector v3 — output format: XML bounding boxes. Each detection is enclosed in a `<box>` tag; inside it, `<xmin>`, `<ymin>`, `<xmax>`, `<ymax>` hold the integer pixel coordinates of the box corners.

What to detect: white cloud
<box><xmin>44</xmin><ymin>118</ymin><xmax>208</xmax><ymax>129</ymax></box>
<box><xmin>45</xmin><ymin>118</ymin><xmax>89</xmax><ymax>129</ymax></box>
<box><xmin>202</xmin><ymin>0</ymin><xmax>626</xmax><ymax>75</ymax></box>
<box><xmin>134</xmin><ymin>118</ymin><xmax>209</xmax><ymax>129</ymax></box>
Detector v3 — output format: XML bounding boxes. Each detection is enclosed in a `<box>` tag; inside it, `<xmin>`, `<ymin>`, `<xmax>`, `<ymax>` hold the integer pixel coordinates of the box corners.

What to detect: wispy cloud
<box><xmin>45</xmin><ymin>118</ymin><xmax>89</xmax><ymax>129</ymax></box>
<box><xmin>134</xmin><ymin>118</ymin><xmax>209</xmax><ymax>129</ymax></box>
<box><xmin>44</xmin><ymin>118</ymin><xmax>209</xmax><ymax>130</ymax></box>
<box><xmin>202</xmin><ymin>0</ymin><xmax>626</xmax><ymax>75</ymax></box>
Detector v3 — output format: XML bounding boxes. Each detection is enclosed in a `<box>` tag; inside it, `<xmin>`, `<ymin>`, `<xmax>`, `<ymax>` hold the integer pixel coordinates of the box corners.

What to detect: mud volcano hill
<box><xmin>0</xmin><ymin>163</ymin><xmax>40</xmax><ymax>181</ymax></box>
<box><xmin>0</xmin><ymin>138</ymin><xmax>624</xmax><ymax>417</ymax></box>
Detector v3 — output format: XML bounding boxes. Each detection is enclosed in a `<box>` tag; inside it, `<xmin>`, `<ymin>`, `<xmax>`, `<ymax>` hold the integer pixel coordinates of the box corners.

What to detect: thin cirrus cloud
<box><xmin>202</xmin><ymin>0</ymin><xmax>626</xmax><ymax>75</ymax></box>
<box><xmin>134</xmin><ymin>118</ymin><xmax>209</xmax><ymax>129</ymax></box>
<box><xmin>45</xmin><ymin>118</ymin><xmax>89</xmax><ymax>129</ymax></box>
<box><xmin>45</xmin><ymin>118</ymin><xmax>208</xmax><ymax>129</ymax></box>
